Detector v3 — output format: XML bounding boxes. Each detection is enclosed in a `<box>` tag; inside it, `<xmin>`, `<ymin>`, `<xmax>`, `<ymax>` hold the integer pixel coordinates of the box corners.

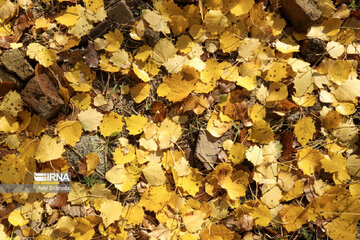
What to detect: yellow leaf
<box><xmin>173</xmin><ymin>157</ymin><xmax>192</xmax><ymax>177</ymax></box>
<box><xmin>35</xmin><ymin>17</ymin><xmax>50</xmax><ymax>30</ymax></box>
<box><xmin>121</xmin><ymin>204</ymin><xmax>144</xmax><ymax>226</ymax></box>
<box><xmin>279</xmin><ymin>204</ymin><xmax>308</xmax><ymax>232</ymax></box>
<box><xmin>68</xmin><ymin>8</ymin><xmax>93</xmax><ymax>38</ymax></box>
<box><xmin>83</xmin><ymin>153</ymin><xmax>100</xmax><ymax>176</ymax></box>
<box><xmin>109</xmin><ymin>49</ymin><xmax>131</xmax><ymax>68</ymax></box>
<box><xmin>35</xmin><ymin>135</ymin><xmax>64</xmax><ymax>162</ymax></box>
<box><xmin>157</xmin><ymin>118</ymin><xmax>182</xmax><ymax>150</ymax></box>
<box><xmin>328</xmin><ymin>60</ymin><xmax>351</xmax><ymax>85</ymax></box>
<box><xmin>78</xmin><ymin>107</ymin><xmax>103</xmax><ymax>132</ymax></box>
<box><xmin>93</xmin><ymin>94</ymin><xmax>107</xmax><ymax>106</ymax></box>
<box><xmin>124</xmin><ymin>115</ymin><xmax>147</xmax><ymax>135</ymax></box>
<box><xmin>334</xmin><ymin>79</ymin><xmax>360</xmax><ymax>102</ymax></box>
<box><xmin>260</xmin><ymin>186</ymin><xmax>282</xmax><ymax>208</ymax></box>
<box><xmin>292</xmin><ymin>94</ymin><xmax>316</xmax><ymax>107</ymax></box>
<box><xmin>200</xmin><ymin>224</ymin><xmax>237</xmax><ymax>240</ymax></box>
<box><xmin>248</xmin><ymin>120</ymin><xmax>274</xmax><ymax>144</ymax></box>
<box><xmin>56</xmin><ymin>120</ymin><xmax>82</xmax><ymax>146</ymax></box>
<box><xmin>9</xmin><ymin>209</ymin><xmax>28</xmax><ymax>227</ymax></box>
<box><xmin>246</xmin><ymin>145</ymin><xmax>264</xmax><ymax>166</ymax></box>
<box><xmin>36</xmin><ymin>48</ymin><xmax>57</xmax><ymax>67</ymax></box>
<box><xmin>105</xmin><ymin>164</ymin><xmax>140</xmax><ymax>192</ymax></box>
<box><xmin>18</xmin><ymin>0</ymin><xmax>33</xmax><ymax>10</ymax></box>
<box><xmin>249</xmin><ymin>204</ymin><xmax>271</xmax><ymax>226</ymax></box>
<box><xmin>221</xmin><ymin>176</ymin><xmax>247</xmax><ymax>200</ymax></box>
<box><xmin>248</xmin><ymin>104</ymin><xmax>266</xmax><ymax>122</ymax></box>
<box><xmin>142</xmin><ymin>161</ymin><xmax>167</xmax><ymax>186</ymax></box>
<box><xmin>0</xmin><ymin>154</ymin><xmax>26</xmax><ymax>183</ymax></box>
<box><xmin>71</xmin><ymin>217</ymin><xmax>95</xmax><ymax>240</ymax></box>
<box><xmin>297</xmin><ymin>147</ymin><xmax>324</xmax><ymax>175</ymax></box>
<box><xmin>130</xmin><ymin>83</ymin><xmax>150</xmax><ymax>103</ymax></box>
<box><xmin>134</xmin><ymin>45</ymin><xmax>152</xmax><ymax>61</ymax></box>
<box><xmin>275</xmin><ymin>39</ymin><xmax>300</xmax><ymax>53</ymax></box>
<box><xmin>0</xmin><ymin>224</ymin><xmax>8</xmax><ymax>240</ymax></box>
<box><xmin>4</xmin><ymin>134</ymin><xmax>20</xmax><ymax>149</ymax></box>
<box><xmin>0</xmin><ymin>115</ymin><xmax>19</xmax><ymax>133</ymax></box>
<box><xmin>206</xmin><ymin>112</ymin><xmax>232</xmax><ymax>138</ymax></box>
<box><xmin>65</xmin><ymin>61</ymin><xmax>95</xmax><ymax>92</ymax></box>
<box><xmin>0</xmin><ymin>90</ymin><xmax>23</xmax><ymax>117</ymax></box>
<box><xmin>26</xmin><ymin>42</ymin><xmax>45</xmax><ymax>58</ymax></box>
<box><xmin>132</xmin><ymin>63</ymin><xmax>151</xmax><ymax>82</ymax></box>
<box><xmin>169</xmin><ymin>15</ymin><xmax>189</xmax><ymax>35</ymax></box>
<box><xmin>228</xmin><ymin>143</ymin><xmax>247</xmax><ymax>165</ymax></box>
<box><xmin>67</xmin><ymin>182</ymin><xmax>89</xmax><ymax>205</ymax></box>
<box><xmin>151</xmin><ymin>38</ymin><xmax>177</xmax><ymax>65</ymax></box>
<box><xmin>27</xmin><ymin>43</ymin><xmax>56</xmax><ymax>67</ymax></box>
<box><xmin>265</xmin><ymin>61</ymin><xmax>288</xmax><ymax>82</ymax></box>
<box><xmin>55</xmin><ymin>6</ymin><xmax>79</xmax><ymax>27</ymax></box>
<box><xmin>204</xmin><ymin>10</ymin><xmax>228</xmax><ymax>34</ymax></box>
<box><xmin>71</xmin><ymin>93</ymin><xmax>91</xmax><ymax>110</ymax></box>
<box><xmin>55</xmin><ymin>216</ymin><xmax>77</xmax><ymax>234</ymax></box>
<box><xmin>157</xmin><ymin>73</ymin><xmax>196</xmax><ymax>102</ymax></box>
<box><xmin>113</xmin><ymin>144</ymin><xmax>136</xmax><ymax>164</ymax></box>
<box><xmin>266</xmin><ymin>82</ymin><xmax>288</xmax><ymax>102</ymax></box>
<box><xmin>325</xmin><ymin>217</ymin><xmax>357</xmax><ymax>240</ymax></box>
<box><xmin>219</xmin><ymin>31</ymin><xmax>242</xmax><ymax>53</ymax></box>
<box><xmin>320</xmin><ymin>153</ymin><xmax>347</xmax><ymax>174</ymax></box>
<box><xmin>201</xmin><ymin>59</ymin><xmax>222</xmax><ymax>83</ymax></box>
<box><xmin>335</xmin><ymin>101</ymin><xmax>356</xmax><ymax>115</ymax></box>
<box><xmin>236</xmin><ymin>76</ymin><xmax>257</xmax><ymax>91</ymax></box>
<box><xmin>176</xmin><ymin>169</ymin><xmax>203</xmax><ymax>197</ymax></box>
<box><xmin>293</xmin><ymin>69</ymin><xmax>313</xmax><ymax>97</ymax></box>
<box><xmin>183</xmin><ymin>210</ymin><xmax>206</xmax><ymax>233</ymax></box>
<box><xmin>27</xmin><ymin>114</ymin><xmax>47</xmax><ymax>136</ymax></box>
<box><xmin>84</xmin><ymin>0</ymin><xmax>103</xmax><ymax>13</ymax></box>
<box><xmin>138</xmin><ymin>185</ymin><xmax>172</xmax><ymax>212</ymax></box>
<box><xmin>104</xmin><ymin>29</ymin><xmax>123</xmax><ymax>52</ymax></box>
<box><xmin>282</xmin><ymin>180</ymin><xmax>304</xmax><ymax>201</ymax></box>
<box><xmin>323</xmin><ymin>111</ymin><xmax>343</xmax><ymax>131</ymax></box>
<box><xmin>294</xmin><ymin>117</ymin><xmax>315</xmax><ymax>146</ymax></box>
<box><xmin>229</xmin><ymin>0</ymin><xmax>254</xmax><ymax>16</ymax></box>
<box><xmin>0</xmin><ymin>0</ymin><xmax>15</xmax><ymax>21</ymax></box>
<box><xmin>99</xmin><ymin>199</ymin><xmax>123</xmax><ymax>227</ymax></box>
<box><xmin>99</xmin><ymin>111</ymin><xmax>124</xmax><ymax>137</ymax></box>
<box><xmin>99</xmin><ymin>54</ymin><xmax>120</xmax><ymax>72</ymax></box>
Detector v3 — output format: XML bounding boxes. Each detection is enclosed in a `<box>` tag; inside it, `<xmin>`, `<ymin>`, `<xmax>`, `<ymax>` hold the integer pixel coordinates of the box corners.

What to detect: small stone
<box><xmin>280</xmin><ymin>0</ymin><xmax>321</xmax><ymax>32</ymax></box>
<box><xmin>300</xmin><ymin>38</ymin><xmax>326</xmax><ymax>65</ymax></box>
<box><xmin>107</xmin><ymin>0</ymin><xmax>134</xmax><ymax>25</ymax></box>
<box><xmin>21</xmin><ymin>74</ymin><xmax>64</xmax><ymax>119</ymax></box>
<box><xmin>86</xmin><ymin>1</ymin><xmax>134</xmax><ymax>42</ymax></box>
<box><xmin>63</xmin><ymin>135</ymin><xmax>106</xmax><ymax>173</ymax></box>
<box><xmin>0</xmin><ymin>68</ymin><xmax>23</xmax><ymax>96</ymax></box>
<box><xmin>194</xmin><ymin>130</ymin><xmax>233</xmax><ymax>170</ymax></box>
<box><xmin>0</xmin><ymin>49</ymin><xmax>34</xmax><ymax>81</ymax></box>
<box><xmin>144</xmin><ymin>28</ymin><xmax>160</xmax><ymax>47</ymax></box>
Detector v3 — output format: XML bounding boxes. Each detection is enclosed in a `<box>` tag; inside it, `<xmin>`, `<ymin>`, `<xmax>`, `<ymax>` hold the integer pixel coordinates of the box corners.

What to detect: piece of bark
<box><xmin>280</xmin><ymin>0</ymin><xmax>322</xmax><ymax>32</ymax></box>
<box><xmin>21</xmin><ymin>74</ymin><xmax>64</xmax><ymax>119</ymax></box>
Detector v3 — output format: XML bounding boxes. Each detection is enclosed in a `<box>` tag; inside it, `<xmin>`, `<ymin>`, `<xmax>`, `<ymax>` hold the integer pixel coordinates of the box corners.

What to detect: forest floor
<box><xmin>0</xmin><ymin>0</ymin><xmax>360</xmax><ymax>239</ymax></box>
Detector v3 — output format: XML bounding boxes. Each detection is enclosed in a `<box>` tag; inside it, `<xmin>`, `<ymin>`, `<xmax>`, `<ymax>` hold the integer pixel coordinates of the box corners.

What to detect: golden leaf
<box><xmin>99</xmin><ymin>111</ymin><xmax>124</xmax><ymax>137</ymax></box>
<box><xmin>294</xmin><ymin>117</ymin><xmax>316</xmax><ymax>146</ymax></box>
